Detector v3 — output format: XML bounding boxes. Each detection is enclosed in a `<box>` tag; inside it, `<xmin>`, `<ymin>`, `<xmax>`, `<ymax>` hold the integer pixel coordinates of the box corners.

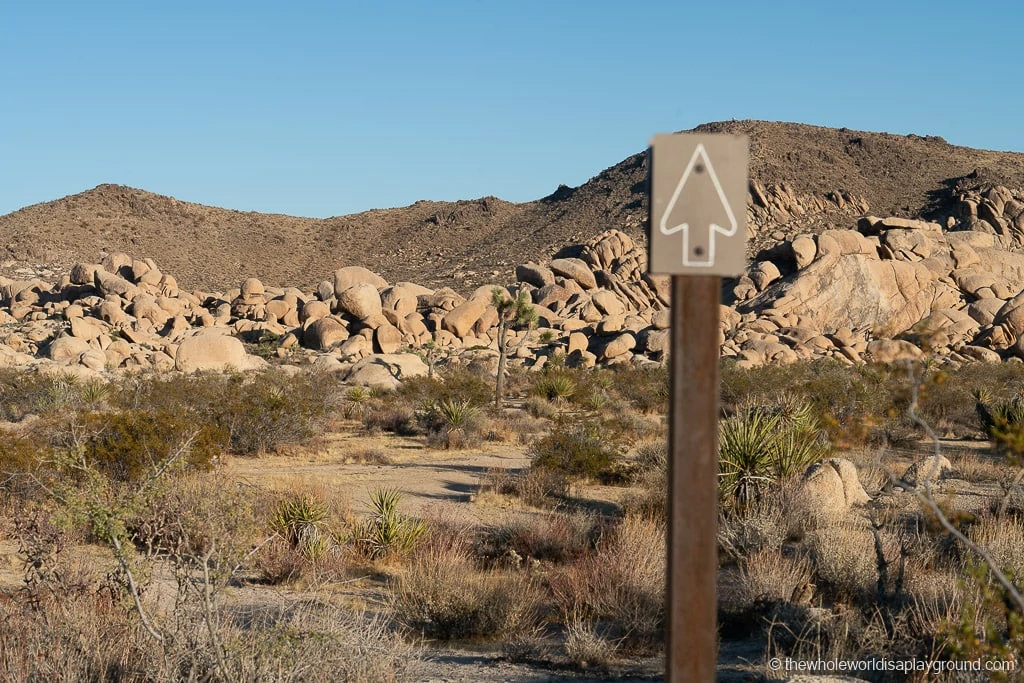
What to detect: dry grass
<box><xmin>391</xmin><ymin>535</ymin><xmax>541</xmax><ymax>640</ymax></box>
<box><xmin>479</xmin><ymin>510</ymin><xmax>599</xmax><ymax>565</ymax></box>
<box><xmin>807</xmin><ymin>524</ymin><xmax>879</xmax><ymax>601</ymax></box>
<box><xmin>552</xmin><ymin>514</ymin><xmax>665</xmax><ymax>646</ymax></box>
<box><xmin>736</xmin><ymin>549</ymin><xmax>815</xmax><ymax>608</ymax></box>
<box><xmin>950</xmin><ymin>449</ymin><xmax>1009</xmax><ymax>484</ymax></box>
<box><xmin>563</xmin><ymin>616</ymin><xmax>616</xmax><ymax>670</ymax></box>
<box><xmin>718</xmin><ymin>489</ymin><xmax>790</xmax><ymax>561</ymax></box>
<box><xmin>0</xmin><ymin>593</ymin><xmax>417</xmax><ymax>682</ymax></box>
<box><xmin>967</xmin><ymin>513</ymin><xmax>1024</xmax><ymax>583</ymax></box>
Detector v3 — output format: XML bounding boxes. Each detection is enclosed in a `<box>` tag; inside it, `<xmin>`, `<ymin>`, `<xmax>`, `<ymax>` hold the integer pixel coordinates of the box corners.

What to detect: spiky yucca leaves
<box><xmin>434</xmin><ymin>398</ymin><xmax>480</xmax><ymax>430</ymax></box>
<box><xmin>719</xmin><ymin>401</ymin><xmax>830</xmax><ymax>507</ymax></box>
<box><xmin>269</xmin><ymin>495</ymin><xmax>330</xmax><ymax>561</ymax></box>
<box><xmin>719</xmin><ymin>408</ymin><xmax>778</xmax><ymax>507</ymax></box>
<box><xmin>357</xmin><ymin>488</ymin><xmax>427</xmax><ymax>559</ymax></box>
<box><xmin>418</xmin><ymin>398</ymin><xmax>483</xmax><ymax>448</ymax></box>
<box><xmin>532</xmin><ymin>373</ymin><xmax>577</xmax><ymax>403</ymax></box>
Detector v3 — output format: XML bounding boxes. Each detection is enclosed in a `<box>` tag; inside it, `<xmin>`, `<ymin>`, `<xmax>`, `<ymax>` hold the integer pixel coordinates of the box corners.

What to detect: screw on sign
<box><xmin>647</xmin><ymin>133</ymin><xmax>748</xmax><ymax>682</ymax></box>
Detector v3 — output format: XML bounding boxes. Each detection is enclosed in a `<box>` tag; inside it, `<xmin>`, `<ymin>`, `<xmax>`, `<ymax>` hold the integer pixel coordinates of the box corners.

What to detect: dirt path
<box><xmin>225</xmin><ymin>430</ymin><xmax>536</xmax><ymax>524</ymax></box>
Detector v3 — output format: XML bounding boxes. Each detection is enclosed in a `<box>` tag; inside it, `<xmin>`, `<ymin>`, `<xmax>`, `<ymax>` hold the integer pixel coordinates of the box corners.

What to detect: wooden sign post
<box><xmin>648</xmin><ymin>133</ymin><xmax>749</xmax><ymax>682</ymax></box>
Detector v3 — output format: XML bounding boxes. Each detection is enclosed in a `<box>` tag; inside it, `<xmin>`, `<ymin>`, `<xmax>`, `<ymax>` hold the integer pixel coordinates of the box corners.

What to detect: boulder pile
<box><xmin>2</xmin><ymin>183</ymin><xmax>1024</xmax><ymax>381</ymax></box>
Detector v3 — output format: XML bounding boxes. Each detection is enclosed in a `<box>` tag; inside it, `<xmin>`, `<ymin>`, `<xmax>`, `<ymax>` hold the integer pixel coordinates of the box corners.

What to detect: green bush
<box><xmin>82</xmin><ymin>408</ymin><xmax>223</xmax><ymax>482</ymax></box>
<box><xmin>398</xmin><ymin>366</ymin><xmax>492</xmax><ymax>409</ymax></box>
<box><xmin>530</xmin><ymin>416</ymin><xmax>623</xmax><ymax>481</ymax></box>
<box><xmin>720</xmin><ymin>359</ymin><xmax>900</xmax><ymax>447</ymax></box>
<box><xmin>606</xmin><ymin>365</ymin><xmax>668</xmax><ymax>414</ymax></box>
<box><xmin>0</xmin><ymin>431</ymin><xmax>42</xmax><ymax>474</ymax></box>
<box><xmin>110</xmin><ymin>370</ymin><xmax>334</xmax><ymax>456</ymax></box>
<box><xmin>214</xmin><ymin>372</ymin><xmax>333</xmax><ymax>454</ymax></box>
<box><xmin>0</xmin><ymin>370</ymin><xmax>109</xmax><ymax>421</ymax></box>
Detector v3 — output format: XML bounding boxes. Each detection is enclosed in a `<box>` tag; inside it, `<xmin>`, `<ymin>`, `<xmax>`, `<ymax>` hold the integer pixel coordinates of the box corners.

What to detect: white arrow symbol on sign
<box><xmin>658</xmin><ymin>143</ymin><xmax>737</xmax><ymax>267</ymax></box>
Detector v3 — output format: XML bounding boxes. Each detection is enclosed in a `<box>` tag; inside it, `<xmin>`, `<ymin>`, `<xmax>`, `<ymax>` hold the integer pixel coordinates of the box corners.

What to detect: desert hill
<box><xmin>2</xmin><ymin>120</ymin><xmax>1023</xmax><ymax>291</ymax></box>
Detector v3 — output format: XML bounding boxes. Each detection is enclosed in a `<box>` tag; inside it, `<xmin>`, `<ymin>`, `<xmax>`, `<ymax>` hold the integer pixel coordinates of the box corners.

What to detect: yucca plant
<box><xmin>269</xmin><ymin>494</ymin><xmax>330</xmax><ymax>561</ymax></box>
<box><xmin>719</xmin><ymin>408</ymin><xmax>779</xmax><ymax>507</ymax></box>
<box><xmin>357</xmin><ymin>488</ymin><xmax>427</xmax><ymax>559</ymax></box>
<box><xmin>719</xmin><ymin>401</ymin><xmax>830</xmax><ymax>507</ymax></box>
<box><xmin>79</xmin><ymin>380</ymin><xmax>111</xmax><ymax>409</ymax></box>
<box><xmin>39</xmin><ymin>374</ymin><xmax>81</xmax><ymax>412</ymax></box>
<box><xmin>532</xmin><ymin>372</ymin><xmax>577</xmax><ymax>403</ymax></box>
<box><xmin>342</xmin><ymin>386</ymin><xmax>372</xmax><ymax>419</ymax></box>
<box><xmin>435</xmin><ymin>398</ymin><xmax>480</xmax><ymax>430</ymax></box>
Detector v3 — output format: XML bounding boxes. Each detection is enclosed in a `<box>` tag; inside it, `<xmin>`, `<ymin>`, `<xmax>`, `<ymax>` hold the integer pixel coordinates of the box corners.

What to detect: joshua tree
<box><xmin>492</xmin><ymin>286</ymin><xmax>537</xmax><ymax>408</ymax></box>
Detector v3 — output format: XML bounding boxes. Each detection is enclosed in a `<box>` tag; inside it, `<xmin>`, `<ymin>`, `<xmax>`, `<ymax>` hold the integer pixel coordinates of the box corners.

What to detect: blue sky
<box><xmin>2</xmin><ymin>0</ymin><xmax>1022</xmax><ymax>218</ymax></box>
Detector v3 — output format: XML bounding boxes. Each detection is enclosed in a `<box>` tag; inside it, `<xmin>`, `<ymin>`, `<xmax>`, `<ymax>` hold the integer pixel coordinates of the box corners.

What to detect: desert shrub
<box><xmin>227</xmin><ymin>606</ymin><xmax>418</xmax><ymax>682</ymax></box>
<box><xmin>530</xmin><ymin>415</ymin><xmax>624</xmax><ymax>481</ymax></box>
<box><xmin>633</xmin><ymin>441</ymin><xmax>667</xmax><ymax>474</ymax></box>
<box><xmin>551</xmin><ymin>514</ymin><xmax>665</xmax><ymax>646</ymax></box>
<box><xmin>0</xmin><ymin>370</ymin><xmax>110</xmax><ymax>421</ymax></box>
<box><xmin>478</xmin><ymin>511</ymin><xmax>600</xmax><ymax>565</ymax></box>
<box><xmin>621</xmin><ymin>474</ymin><xmax>666</xmax><ymax>522</ymax></box>
<box><xmin>718</xmin><ymin>487</ymin><xmax>791</xmax><ymax>561</ymax></box>
<box><xmin>355</xmin><ymin>488</ymin><xmax>426</xmax><ymax>559</ymax></box>
<box><xmin>80</xmin><ymin>408</ymin><xmax>223</xmax><ymax>482</ymax></box>
<box><xmin>122</xmin><ymin>472</ymin><xmax>263</xmax><ymax>564</ymax></box>
<box><xmin>967</xmin><ymin>514</ymin><xmax>1024</xmax><ymax>584</ymax></box>
<box><xmin>0</xmin><ymin>586</ymin><xmax>416</xmax><ymax>682</ymax></box>
<box><xmin>0</xmin><ymin>430</ymin><xmax>44</xmax><ymax>478</ymax></box>
<box><xmin>0</xmin><ymin>599</ymin><xmax>160</xmax><ymax>681</ymax></box>
<box><xmin>392</xmin><ymin>536</ymin><xmax>540</xmax><ymax>640</ymax></box>
<box><xmin>525</xmin><ymin>395</ymin><xmax>557</xmax><ymax>419</ymax></box>
<box><xmin>975</xmin><ymin>388</ymin><xmax>1024</xmax><ymax>462</ymax></box>
<box><xmin>721</xmin><ymin>359</ymin><xmax>899</xmax><ymax>447</ymax></box>
<box><xmin>398</xmin><ymin>365</ymin><xmax>492</xmax><ymax>409</ymax></box>
<box><xmin>939</xmin><ymin>561</ymin><xmax>1024</xmax><ymax>679</ymax></box>
<box><xmin>112</xmin><ymin>370</ymin><xmax>334</xmax><ymax>455</ymax></box>
<box><xmin>735</xmin><ymin>549</ymin><xmax>814</xmax><ymax>610</ymax></box>
<box><xmin>563</xmin><ymin>615</ymin><xmax>615</xmax><ymax>670</ymax></box>
<box><xmin>808</xmin><ymin>525</ymin><xmax>878</xmax><ymax>602</ymax></box>
<box><xmin>255</xmin><ymin>539</ymin><xmax>312</xmax><ymax>585</ymax></box>
<box><xmin>361</xmin><ymin>402</ymin><xmax>417</xmax><ymax>435</ymax></box>
<box><xmin>217</xmin><ymin>371</ymin><xmax>333</xmax><ymax>454</ymax></box>
<box><xmin>606</xmin><ymin>365</ymin><xmax>668</xmax><ymax>414</ymax></box>
<box><xmin>481</xmin><ymin>466</ymin><xmax>570</xmax><ymax>507</ymax></box>
<box><xmin>922</xmin><ymin>362</ymin><xmax>1024</xmax><ymax>438</ymax></box>
<box><xmin>245</xmin><ymin>329</ymin><xmax>282</xmax><ymax>360</ymax></box>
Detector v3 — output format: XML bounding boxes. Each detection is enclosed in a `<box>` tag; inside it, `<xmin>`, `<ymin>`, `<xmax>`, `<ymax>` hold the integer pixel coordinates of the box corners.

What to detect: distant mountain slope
<box><xmin>2</xmin><ymin>121</ymin><xmax>1023</xmax><ymax>291</ymax></box>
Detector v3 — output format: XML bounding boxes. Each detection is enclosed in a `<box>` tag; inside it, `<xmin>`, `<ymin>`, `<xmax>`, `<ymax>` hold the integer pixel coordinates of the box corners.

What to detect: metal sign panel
<box><xmin>648</xmin><ymin>133</ymin><xmax>749</xmax><ymax>276</ymax></box>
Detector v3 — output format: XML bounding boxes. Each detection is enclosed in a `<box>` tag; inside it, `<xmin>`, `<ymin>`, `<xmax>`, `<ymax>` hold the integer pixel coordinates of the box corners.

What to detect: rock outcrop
<box><xmin>4</xmin><ymin>182</ymin><xmax>1024</xmax><ymax>381</ymax></box>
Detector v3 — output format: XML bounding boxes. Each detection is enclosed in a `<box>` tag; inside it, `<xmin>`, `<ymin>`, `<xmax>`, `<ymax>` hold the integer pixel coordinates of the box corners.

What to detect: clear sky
<box><xmin>2</xmin><ymin>0</ymin><xmax>1022</xmax><ymax>218</ymax></box>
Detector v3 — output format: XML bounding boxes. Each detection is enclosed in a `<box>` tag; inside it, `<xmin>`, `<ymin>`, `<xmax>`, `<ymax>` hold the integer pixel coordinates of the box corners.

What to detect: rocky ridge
<box><xmin>2</xmin><ymin>179</ymin><xmax>1024</xmax><ymax>383</ymax></box>
<box><xmin>4</xmin><ymin>121</ymin><xmax>1023</xmax><ymax>292</ymax></box>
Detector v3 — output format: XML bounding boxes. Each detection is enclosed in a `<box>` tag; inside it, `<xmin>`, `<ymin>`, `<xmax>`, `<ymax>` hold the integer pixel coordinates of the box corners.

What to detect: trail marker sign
<box><xmin>649</xmin><ymin>133</ymin><xmax>748</xmax><ymax>276</ymax></box>
<box><xmin>649</xmin><ymin>132</ymin><xmax>749</xmax><ymax>683</ymax></box>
